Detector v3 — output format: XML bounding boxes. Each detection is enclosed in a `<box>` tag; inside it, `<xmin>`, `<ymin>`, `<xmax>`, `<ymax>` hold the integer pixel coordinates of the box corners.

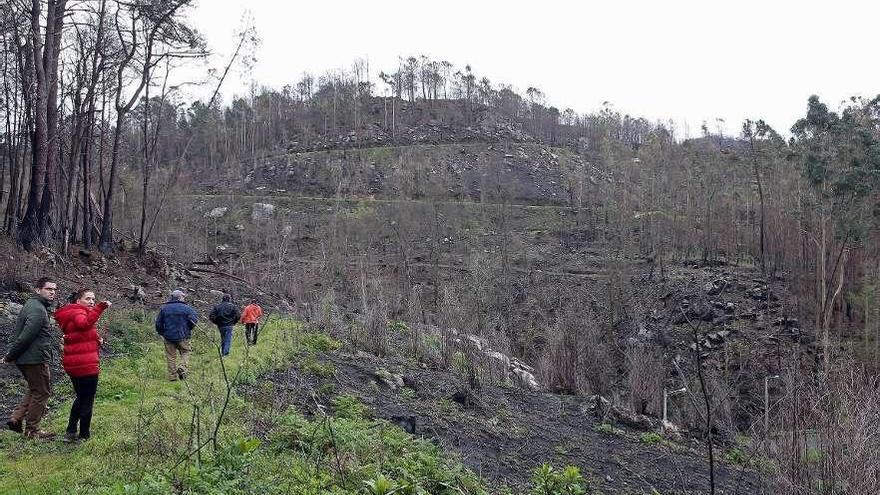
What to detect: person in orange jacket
<box><xmin>240</xmin><ymin>299</ymin><xmax>263</xmax><ymax>345</ymax></box>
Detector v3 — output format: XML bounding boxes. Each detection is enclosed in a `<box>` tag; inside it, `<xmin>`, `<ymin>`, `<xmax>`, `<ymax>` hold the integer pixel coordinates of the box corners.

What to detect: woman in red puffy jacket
<box><xmin>54</xmin><ymin>288</ymin><xmax>111</xmax><ymax>442</ymax></box>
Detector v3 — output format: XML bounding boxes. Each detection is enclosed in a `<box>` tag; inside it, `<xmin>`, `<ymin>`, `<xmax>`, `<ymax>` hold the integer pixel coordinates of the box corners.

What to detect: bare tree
<box><xmin>98</xmin><ymin>0</ymin><xmax>202</xmax><ymax>253</ymax></box>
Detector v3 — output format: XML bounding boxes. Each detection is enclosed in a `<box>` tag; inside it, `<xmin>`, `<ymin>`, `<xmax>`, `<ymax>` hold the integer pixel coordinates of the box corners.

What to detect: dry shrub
<box><xmin>437</xmin><ymin>285</ymin><xmax>463</xmax><ymax>367</ymax></box>
<box><xmin>404</xmin><ymin>284</ymin><xmax>428</xmax><ymax>361</ymax></box>
<box><xmin>356</xmin><ymin>275</ymin><xmax>389</xmax><ymax>356</ymax></box>
<box><xmin>772</xmin><ymin>364</ymin><xmax>880</xmax><ymax>494</ymax></box>
<box><xmin>539</xmin><ymin>305</ymin><xmax>615</xmax><ymax>396</ymax></box>
<box><xmin>626</xmin><ymin>343</ymin><xmax>664</xmax><ymax>415</ymax></box>
<box><xmin>312</xmin><ymin>289</ymin><xmax>342</xmax><ymax>331</ymax></box>
<box><xmin>0</xmin><ymin>254</ymin><xmax>32</xmax><ymax>290</ymax></box>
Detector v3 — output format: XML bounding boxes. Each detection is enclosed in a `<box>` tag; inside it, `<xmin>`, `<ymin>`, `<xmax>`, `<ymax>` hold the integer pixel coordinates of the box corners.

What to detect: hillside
<box><xmin>0</xmin><ymin>243</ymin><xmax>770</xmax><ymax>494</ymax></box>
<box><xmin>3</xmin><ymin>0</ymin><xmax>880</xmax><ymax>491</ymax></box>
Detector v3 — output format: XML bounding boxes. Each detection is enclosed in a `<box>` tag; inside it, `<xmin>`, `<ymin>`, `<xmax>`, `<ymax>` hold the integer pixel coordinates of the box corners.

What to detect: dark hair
<box><xmin>222</xmin><ymin>294</ymin><xmax>231</xmax><ymax>302</ymax></box>
<box><xmin>35</xmin><ymin>277</ymin><xmax>55</xmax><ymax>290</ymax></box>
<box><xmin>69</xmin><ymin>288</ymin><xmax>93</xmax><ymax>304</ymax></box>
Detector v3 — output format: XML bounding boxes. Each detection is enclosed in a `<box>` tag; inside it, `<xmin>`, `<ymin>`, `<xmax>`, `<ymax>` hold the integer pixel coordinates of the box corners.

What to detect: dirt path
<box><xmin>259</xmin><ymin>350</ymin><xmax>769</xmax><ymax>494</ymax></box>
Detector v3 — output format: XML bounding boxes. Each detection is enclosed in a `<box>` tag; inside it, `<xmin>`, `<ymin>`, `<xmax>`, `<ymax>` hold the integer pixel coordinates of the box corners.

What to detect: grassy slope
<box><xmin>0</xmin><ymin>312</ymin><xmax>489</xmax><ymax>495</ymax></box>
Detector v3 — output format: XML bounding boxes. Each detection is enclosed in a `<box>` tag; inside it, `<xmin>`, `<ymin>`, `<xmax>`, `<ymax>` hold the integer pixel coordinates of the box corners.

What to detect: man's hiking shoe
<box><xmin>6</xmin><ymin>420</ymin><xmax>22</xmax><ymax>433</ymax></box>
<box><xmin>25</xmin><ymin>430</ymin><xmax>56</xmax><ymax>440</ymax></box>
<box><xmin>62</xmin><ymin>432</ymin><xmax>79</xmax><ymax>443</ymax></box>
<box><xmin>177</xmin><ymin>368</ymin><xmax>186</xmax><ymax>380</ymax></box>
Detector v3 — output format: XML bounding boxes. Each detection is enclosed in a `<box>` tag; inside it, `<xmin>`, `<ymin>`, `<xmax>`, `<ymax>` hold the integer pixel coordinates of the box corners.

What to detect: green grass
<box><xmin>0</xmin><ymin>314</ymin><xmax>302</xmax><ymax>493</ymax></box>
<box><xmin>0</xmin><ymin>313</ymin><xmax>489</xmax><ymax>494</ymax></box>
<box><xmin>592</xmin><ymin>422</ymin><xmax>624</xmax><ymax>436</ymax></box>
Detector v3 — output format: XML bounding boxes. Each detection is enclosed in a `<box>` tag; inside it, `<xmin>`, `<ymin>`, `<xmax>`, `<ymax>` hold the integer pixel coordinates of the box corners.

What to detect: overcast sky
<box><xmin>187</xmin><ymin>0</ymin><xmax>878</xmax><ymax>138</ymax></box>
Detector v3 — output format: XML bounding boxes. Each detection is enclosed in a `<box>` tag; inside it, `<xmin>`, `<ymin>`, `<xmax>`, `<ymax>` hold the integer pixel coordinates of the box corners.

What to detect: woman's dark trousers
<box><xmin>67</xmin><ymin>375</ymin><xmax>99</xmax><ymax>439</ymax></box>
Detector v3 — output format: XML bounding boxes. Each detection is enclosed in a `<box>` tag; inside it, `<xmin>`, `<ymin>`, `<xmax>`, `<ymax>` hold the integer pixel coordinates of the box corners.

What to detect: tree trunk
<box><xmin>18</xmin><ymin>0</ymin><xmax>50</xmax><ymax>249</ymax></box>
<box><xmin>98</xmin><ymin>113</ymin><xmax>124</xmax><ymax>253</ymax></box>
<box><xmin>749</xmin><ymin>134</ymin><xmax>766</xmax><ymax>274</ymax></box>
<box><xmin>36</xmin><ymin>0</ymin><xmax>67</xmax><ymax>242</ymax></box>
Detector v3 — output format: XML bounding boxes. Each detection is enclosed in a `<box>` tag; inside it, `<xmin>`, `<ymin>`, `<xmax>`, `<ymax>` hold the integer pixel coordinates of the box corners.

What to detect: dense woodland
<box><xmin>3</xmin><ymin>1</ymin><xmax>880</xmax><ymax>492</ymax></box>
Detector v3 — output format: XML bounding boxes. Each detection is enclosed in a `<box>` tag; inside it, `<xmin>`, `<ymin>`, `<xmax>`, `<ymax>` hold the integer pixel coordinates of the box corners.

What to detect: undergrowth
<box><xmin>0</xmin><ymin>312</ymin><xmax>490</xmax><ymax>494</ymax></box>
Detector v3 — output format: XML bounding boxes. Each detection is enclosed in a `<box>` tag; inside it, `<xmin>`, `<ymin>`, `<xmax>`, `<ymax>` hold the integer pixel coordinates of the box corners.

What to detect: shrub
<box><xmin>639</xmin><ymin>432</ymin><xmax>665</xmax><ymax>446</ymax></box>
<box><xmin>300</xmin><ymin>355</ymin><xmax>336</xmax><ymax>378</ymax></box>
<box><xmin>332</xmin><ymin>394</ymin><xmax>371</xmax><ymax>419</ymax></box>
<box><xmin>363</xmin><ymin>474</ymin><xmax>399</xmax><ymax>495</ymax></box>
<box><xmin>301</xmin><ymin>331</ymin><xmax>342</xmax><ymax>353</ymax></box>
<box><xmin>593</xmin><ymin>422</ymin><xmax>623</xmax><ymax>436</ymax></box>
<box><xmin>530</xmin><ymin>464</ymin><xmax>586</xmax><ymax>495</ymax></box>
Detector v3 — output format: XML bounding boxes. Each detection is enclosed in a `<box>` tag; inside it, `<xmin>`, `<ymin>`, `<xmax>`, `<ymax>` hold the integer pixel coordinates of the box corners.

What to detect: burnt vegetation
<box><xmin>2</xmin><ymin>2</ymin><xmax>880</xmax><ymax>492</ymax></box>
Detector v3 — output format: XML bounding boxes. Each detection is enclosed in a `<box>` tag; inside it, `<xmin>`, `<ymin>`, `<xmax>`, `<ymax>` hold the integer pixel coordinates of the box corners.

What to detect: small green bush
<box><xmin>300</xmin><ymin>355</ymin><xmax>336</xmax><ymax>378</ymax></box>
<box><xmin>593</xmin><ymin>422</ymin><xmax>623</xmax><ymax>436</ymax></box>
<box><xmin>398</xmin><ymin>387</ymin><xmax>416</xmax><ymax>401</ymax></box>
<box><xmin>332</xmin><ymin>394</ymin><xmax>371</xmax><ymax>419</ymax></box>
<box><xmin>530</xmin><ymin>464</ymin><xmax>586</xmax><ymax>495</ymax></box>
<box><xmin>301</xmin><ymin>331</ymin><xmax>342</xmax><ymax>353</ymax></box>
<box><xmin>451</xmin><ymin>351</ymin><xmax>468</xmax><ymax>374</ymax></box>
<box><xmin>639</xmin><ymin>432</ymin><xmax>665</xmax><ymax>446</ymax></box>
<box><xmin>363</xmin><ymin>474</ymin><xmax>399</xmax><ymax>495</ymax></box>
<box><xmin>388</xmin><ymin>320</ymin><xmax>409</xmax><ymax>334</ymax></box>
<box><xmin>724</xmin><ymin>446</ymin><xmax>748</xmax><ymax>466</ymax></box>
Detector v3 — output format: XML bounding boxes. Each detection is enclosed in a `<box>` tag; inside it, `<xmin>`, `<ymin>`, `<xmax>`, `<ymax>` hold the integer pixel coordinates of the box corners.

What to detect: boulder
<box><xmin>704</xmin><ymin>280</ymin><xmax>725</xmax><ymax>296</ymax></box>
<box><xmin>512</xmin><ymin>367</ymin><xmax>540</xmax><ymax>391</ymax></box>
<box><xmin>487</xmin><ymin>351</ymin><xmax>510</xmax><ymax>369</ymax></box>
<box><xmin>6</xmin><ymin>301</ymin><xmax>23</xmax><ymax>316</ymax></box>
<box><xmin>375</xmin><ymin>368</ymin><xmax>404</xmax><ymax>391</ymax></box>
<box><xmin>613</xmin><ymin>407</ymin><xmax>658</xmax><ymax>431</ymax></box>
<box><xmin>127</xmin><ymin>285</ymin><xmax>147</xmax><ymax>302</ymax></box>
<box><xmin>204</xmin><ymin>207</ymin><xmax>228</xmax><ymax>219</ymax></box>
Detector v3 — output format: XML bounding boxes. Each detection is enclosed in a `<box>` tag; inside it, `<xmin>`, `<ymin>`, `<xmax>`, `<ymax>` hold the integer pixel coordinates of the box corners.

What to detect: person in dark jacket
<box><xmin>3</xmin><ymin>277</ymin><xmax>58</xmax><ymax>439</ymax></box>
<box><xmin>55</xmin><ymin>288</ymin><xmax>111</xmax><ymax>442</ymax></box>
<box><xmin>155</xmin><ymin>289</ymin><xmax>198</xmax><ymax>380</ymax></box>
<box><xmin>208</xmin><ymin>294</ymin><xmax>240</xmax><ymax>357</ymax></box>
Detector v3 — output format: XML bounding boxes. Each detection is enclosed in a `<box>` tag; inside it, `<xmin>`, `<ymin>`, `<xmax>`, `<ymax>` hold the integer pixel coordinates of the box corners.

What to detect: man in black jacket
<box><xmin>208</xmin><ymin>294</ymin><xmax>240</xmax><ymax>357</ymax></box>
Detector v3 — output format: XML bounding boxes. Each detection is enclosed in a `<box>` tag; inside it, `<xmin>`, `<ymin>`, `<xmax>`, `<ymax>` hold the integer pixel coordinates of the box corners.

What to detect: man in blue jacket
<box><xmin>155</xmin><ymin>289</ymin><xmax>198</xmax><ymax>381</ymax></box>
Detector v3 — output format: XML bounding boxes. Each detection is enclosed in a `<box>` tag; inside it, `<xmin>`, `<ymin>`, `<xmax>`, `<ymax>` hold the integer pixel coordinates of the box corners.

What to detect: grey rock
<box><xmin>375</xmin><ymin>368</ymin><xmax>405</xmax><ymax>390</ymax></box>
<box><xmin>6</xmin><ymin>301</ymin><xmax>23</xmax><ymax>316</ymax></box>
<box><xmin>204</xmin><ymin>207</ymin><xmax>228</xmax><ymax>219</ymax></box>
<box><xmin>127</xmin><ymin>285</ymin><xmax>147</xmax><ymax>302</ymax></box>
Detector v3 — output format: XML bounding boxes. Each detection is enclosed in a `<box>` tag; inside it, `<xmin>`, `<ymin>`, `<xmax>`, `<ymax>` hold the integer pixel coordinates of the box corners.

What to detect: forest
<box><xmin>2</xmin><ymin>1</ymin><xmax>880</xmax><ymax>494</ymax></box>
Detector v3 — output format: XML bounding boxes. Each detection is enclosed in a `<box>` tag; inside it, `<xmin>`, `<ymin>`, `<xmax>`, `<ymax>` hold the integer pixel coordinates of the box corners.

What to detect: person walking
<box><xmin>240</xmin><ymin>299</ymin><xmax>263</xmax><ymax>346</ymax></box>
<box><xmin>3</xmin><ymin>277</ymin><xmax>58</xmax><ymax>439</ymax></box>
<box><xmin>54</xmin><ymin>289</ymin><xmax>111</xmax><ymax>442</ymax></box>
<box><xmin>209</xmin><ymin>294</ymin><xmax>240</xmax><ymax>357</ymax></box>
<box><xmin>155</xmin><ymin>289</ymin><xmax>198</xmax><ymax>381</ymax></box>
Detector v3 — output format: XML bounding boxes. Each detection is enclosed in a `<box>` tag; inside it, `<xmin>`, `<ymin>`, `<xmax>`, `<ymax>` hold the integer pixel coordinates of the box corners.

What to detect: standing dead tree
<box><xmin>98</xmin><ymin>0</ymin><xmax>202</xmax><ymax>253</ymax></box>
<box><xmin>680</xmin><ymin>300</ymin><xmax>717</xmax><ymax>495</ymax></box>
<box><xmin>17</xmin><ymin>0</ymin><xmax>67</xmax><ymax>249</ymax></box>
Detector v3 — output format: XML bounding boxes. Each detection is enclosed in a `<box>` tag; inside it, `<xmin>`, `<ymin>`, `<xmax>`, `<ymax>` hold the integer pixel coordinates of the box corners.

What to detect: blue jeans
<box><xmin>218</xmin><ymin>326</ymin><xmax>233</xmax><ymax>356</ymax></box>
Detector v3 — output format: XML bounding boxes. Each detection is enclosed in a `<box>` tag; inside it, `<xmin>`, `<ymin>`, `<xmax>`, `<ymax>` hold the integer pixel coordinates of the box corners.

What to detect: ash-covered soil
<box><xmin>253</xmin><ymin>349</ymin><xmax>769</xmax><ymax>494</ymax></box>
